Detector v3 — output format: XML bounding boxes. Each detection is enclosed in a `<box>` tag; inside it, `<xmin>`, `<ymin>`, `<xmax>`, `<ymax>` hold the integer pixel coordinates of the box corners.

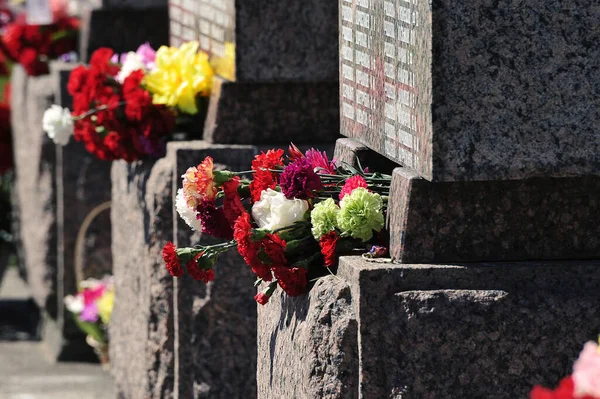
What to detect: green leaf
<box><xmin>73</xmin><ymin>315</ymin><xmax>107</xmax><ymax>345</ymax></box>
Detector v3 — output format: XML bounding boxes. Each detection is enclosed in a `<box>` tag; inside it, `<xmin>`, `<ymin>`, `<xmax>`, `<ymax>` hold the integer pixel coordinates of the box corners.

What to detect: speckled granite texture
<box><xmin>110</xmin><ymin>158</ymin><xmax>175</xmax><ymax>399</ymax></box>
<box><xmin>257</xmin><ymin>257</ymin><xmax>600</xmax><ymax>398</ymax></box>
<box><xmin>340</xmin><ymin>0</ymin><xmax>600</xmax><ymax>181</ymax></box>
<box><xmin>10</xmin><ymin>65</ymin><xmax>58</xmax><ymax>315</ymax></box>
<box><xmin>171</xmin><ymin>142</ymin><xmax>260</xmax><ymax>399</ymax></box>
<box><xmin>204</xmin><ymin>78</ymin><xmax>340</xmax><ymax>145</ymax></box>
<box><xmin>387</xmin><ymin>167</ymin><xmax>600</xmax><ymax>263</ymax></box>
<box><xmin>257</xmin><ymin>277</ymin><xmax>359</xmax><ymax>399</ymax></box>
<box><xmin>169</xmin><ymin>0</ymin><xmax>337</xmax><ymax>82</ymax></box>
<box><xmin>235</xmin><ymin>0</ymin><xmax>338</xmax><ymax>82</ymax></box>
<box><xmin>79</xmin><ymin>7</ymin><xmax>169</xmax><ymax>63</ymax></box>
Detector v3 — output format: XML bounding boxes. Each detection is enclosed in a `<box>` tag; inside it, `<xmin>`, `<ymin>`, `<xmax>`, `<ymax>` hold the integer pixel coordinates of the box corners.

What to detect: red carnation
<box><xmin>273</xmin><ymin>266</ymin><xmax>307</xmax><ymax>297</ymax></box>
<box><xmin>186</xmin><ymin>254</ymin><xmax>215</xmax><ymax>284</ymax></box>
<box><xmin>319</xmin><ymin>231</ymin><xmax>339</xmax><ymax>267</ymax></box>
<box><xmin>530</xmin><ymin>376</ymin><xmax>599</xmax><ymax>399</ymax></box>
<box><xmin>67</xmin><ymin>66</ymin><xmax>89</xmax><ymax>96</ymax></box>
<box><xmin>250</xmin><ymin>169</ymin><xmax>278</xmax><ymax>202</ymax></box>
<box><xmin>252</xmin><ymin>149</ymin><xmax>284</xmax><ymax>171</ymax></box>
<box><xmin>249</xmin><ymin>149</ymin><xmax>284</xmax><ymax>202</ymax></box>
<box><xmin>222</xmin><ymin>177</ymin><xmax>245</xmax><ymax>226</ymax></box>
<box><xmin>261</xmin><ymin>234</ymin><xmax>287</xmax><ymax>265</ymax></box>
<box><xmin>234</xmin><ymin>212</ymin><xmax>272</xmax><ymax>281</ymax></box>
<box><xmin>254</xmin><ymin>292</ymin><xmax>270</xmax><ymax>305</ymax></box>
<box><xmin>123</xmin><ymin>70</ymin><xmax>152</xmax><ymax>121</ymax></box>
<box><xmin>339</xmin><ymin>175</ymin><xmax>369</xmax><ymax>200</ymax></box>
<box><xmin>162</xmin><ymin>242</ymin><xmax>183</xmax><ymax>277</ymax></box>
<box><xmin>19</xmin><ymin>48</ymin><xmax>48</xmax><ymax>75</ymax></box>
<box><xmin>89</xmin><ymin>48</ymin><xmax>116</xmax><ymax>74</ymax></box>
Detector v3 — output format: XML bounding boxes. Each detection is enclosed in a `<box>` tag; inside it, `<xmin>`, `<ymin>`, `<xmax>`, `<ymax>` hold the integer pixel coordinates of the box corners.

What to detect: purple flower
<box><xmin>280</xmin><ymin>158</ymin><xmax>323</xmax><ymax>200</ymax></box>
<box><xmin>110</xmin><ymin>52</ymin><xmax>127</xmax><ymax>64</ymax></box>
<box><xmin>59</xmin><ymin>51</ymin><xmax>79</xmax><ymax>63</ymax></box>
<box><xmin>136</xmin><ymin>42</ymin><xmax>156</xmax><ymax>70</ymax></box>
<box><xmin>305</xmin><ymin>148</ymin><xmax>336</xmax><ymax>175</ymax></box>
<box><xmin>80</xmin><ymin>303</ymin><xmax>99</xmax><ymax>322</ymax></box>
<box><xmin>196</xmin><ymin>200</ymin><xmax>234</xmax><ymax>239</ymax></box>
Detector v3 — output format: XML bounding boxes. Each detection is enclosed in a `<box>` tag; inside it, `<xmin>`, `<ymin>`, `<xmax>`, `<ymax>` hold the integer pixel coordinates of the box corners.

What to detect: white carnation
<box><xmin>116</xmin><ymin>52</ymin><xmax>147</xmax><ymax>83</ymax></box>
<box><xmin>176</xmin><ymin>188</ymin><xmax>203</xmax><ymax>231</ymax></box>
<box><xmin>251</xmin><ymin>189</ymin><xmax>309</xmax><ymax>231</ymax></box>
<box><xmin>64</xmin><ymin>294</ymin><xmax>84</xmax><ymax>314</ymax></box>
<box><xmin>43</xmin><ymin>104</ymin><xmax>73</xmax><ymax>145</ymax></box>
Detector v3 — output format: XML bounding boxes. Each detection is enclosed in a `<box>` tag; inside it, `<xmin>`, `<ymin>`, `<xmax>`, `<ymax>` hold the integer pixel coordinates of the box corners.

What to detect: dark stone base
<box><xmin>388</xmin><ymin>168</ymin><xmax>600</xmax><ymax>262</ymax></box>
<box><xmin>257</xmin><ymin>256</ymin><xmax>600</xmax><ymax>398</ymax></box>
<box><xmin>79</xmin><ymin>7</ymin><xmax>170</xmax><ymax>63</ymax></box>
<box><xmin>203</xmin><ymin>77</ymin><xmax>340</xmax><ymax>145</ymax></box>
<box><xmin>334</xmin><ymin>138</ymin><xmax>600</xmax><ymax>263</ymax></box>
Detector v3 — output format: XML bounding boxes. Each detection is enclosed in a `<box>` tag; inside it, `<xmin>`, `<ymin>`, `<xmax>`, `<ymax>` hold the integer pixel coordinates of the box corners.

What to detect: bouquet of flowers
<box><xmin>531</xmin><ymin>339</ymin><xmax>600</xmax><ymax>399</ymax></box>
<box><xmin>42</xmin><ymin>41</ymin><xmax>214</xmax><ymax>161</ymax></box>
<box><xmin>162</xmin><ymin>144</ymin><xmax>391</xmax><ymax>305</ymax></box>
<box><xmin>64</xmin><ymin>276</ymin><xmax>114</xmax><ymax>366</ymax></box>
<box><xmin>0</xmin><ymin>12</ymin><xmax>79</xmax><ymax>76</ymax></box>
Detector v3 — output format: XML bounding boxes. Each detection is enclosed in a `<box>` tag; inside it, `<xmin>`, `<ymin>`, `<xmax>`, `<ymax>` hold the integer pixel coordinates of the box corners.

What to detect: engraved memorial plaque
<box><xmin>340</xmin><ymin>0</ymin><xmax>432</xmax><ymax>179</ymax></box>
<box><xmin>341</xmin><ymin>0</ymin><xmax>600</xmax><ymax>182</ymax></box>
<box><xmin>169</xmin><ymin>0</ymin><xmax>236</xmax><ymax>80</ymax></box>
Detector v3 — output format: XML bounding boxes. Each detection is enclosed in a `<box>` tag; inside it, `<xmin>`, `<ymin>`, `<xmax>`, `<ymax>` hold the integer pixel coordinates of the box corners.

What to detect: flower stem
<box><xmin>72</xmin><ymin>101</ymin><xmax>127</xmax><ymax>121</ymax></box>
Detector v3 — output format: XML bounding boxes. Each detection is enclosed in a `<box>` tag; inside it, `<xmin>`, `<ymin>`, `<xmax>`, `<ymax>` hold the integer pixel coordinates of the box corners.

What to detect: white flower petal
<box><xmin>176</xmin><ymin>189</ymin><xmax>203</xmax><ymax>231</ymax></box>
<box><xmin>43</xmin><ymin>105</ymin><xmax>73</xmax><ymax>146</ymax></box>
<box><xmin>251</xmin><ymin>189</ymin><xmax>308</xmax><ymax>231</ymax></box>
<box><xmin>116</xmin><ymin>52</ymin><xmax>147</xmax><ymax>83</ymax></box>
<box><xmin>64</xmin><ymin>294</ymin><xmax>84</xmax><ymax>314</ymax></box>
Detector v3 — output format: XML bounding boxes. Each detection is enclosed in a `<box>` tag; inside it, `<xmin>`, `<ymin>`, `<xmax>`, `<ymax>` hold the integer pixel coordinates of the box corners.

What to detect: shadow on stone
<box><xmin>0</xmin><ymin>298</ymin><xmax>40</xmax><ymax>341</ymax></box>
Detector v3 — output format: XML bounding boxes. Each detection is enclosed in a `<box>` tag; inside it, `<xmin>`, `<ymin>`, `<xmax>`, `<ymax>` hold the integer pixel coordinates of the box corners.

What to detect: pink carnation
<box><xmin>339</xmin><ymin>175</ymin><xmax>368</xmax><ymax>200</ymax></box>
<box><xmin>573</xmin><ymin>341</ymin><xmax>600</xmax><ymax>397</ymax></box>
<box><xmin>305</xmin><ymin>148</ymin><xmax>336</xmax><ymax>175</ymax></box>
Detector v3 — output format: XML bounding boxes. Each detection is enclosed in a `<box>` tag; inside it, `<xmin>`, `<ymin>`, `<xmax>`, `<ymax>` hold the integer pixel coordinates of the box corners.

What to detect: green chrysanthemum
<box><xmin>310</xmin><ymin>198</ymin><xmax>340</xmax><ymax>239</ymax></box>
<box><xmin>337</xmin><ymin>188</ymin><xmax>384</xmax><ymax>242</ymax></box>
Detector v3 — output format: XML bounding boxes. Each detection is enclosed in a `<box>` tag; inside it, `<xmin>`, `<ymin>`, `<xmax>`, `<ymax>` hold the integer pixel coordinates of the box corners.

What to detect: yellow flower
<box><xmin>212</xmin><ymin>41</ymin><xmax>236</xmax><ymax>81</ymax></box>
<box><xmin>144</xmin><ymin>41</ymin><xmax>214</xmax><ymax>115</ymax></box>
<box><xmin>97</xmin><ymin>289</ymin><xmax>114</xmax><ymax>325</ymax></box>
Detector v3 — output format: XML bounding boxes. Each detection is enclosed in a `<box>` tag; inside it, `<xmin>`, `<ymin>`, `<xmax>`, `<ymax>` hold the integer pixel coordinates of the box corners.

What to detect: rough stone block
<box><xmin>257</xmin><ymin>277</ymin><xmax>359</xmax><ymax>399</ymax></box>
<box><xmin>171</xmin><ymin>142</ymin><xmax>261</xmax><ymax>399</ymax></box>
<box><xmin>10</xmin><ymin>64</ymin><xmax>57</xmax><ymax>314</ymax></box>
<box><xmin>340</xmin><ymin>0</ymin><xmax>600</xmax><ymax>181</ymax></box>
<box><xmin>110</xmin><ymin>157</ymin><xmax>175</xmax><ymax>399</ymax></box>
<box><xmin>203</xmin><ymin>78</ymin><xmax>339</xmax><ymax>145</ymax></box>
<box><xmin>387</xmin><ymin>167</ymin><xmax>600</xmax><ymax>263</ymax></box>
<box><xmin>169</xmin><ymin>0</ymin><xmax>338</xmax><ymax>82</ymax></box>
<box><xmin>257</xmin><ymin>256</ymin><xmax>600</xmax><ymax>398</ymax></box>
<box><xmin>79</xmin><ymin>6</ymin><xmax>170</xmax><ymax>63</ymax></box>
